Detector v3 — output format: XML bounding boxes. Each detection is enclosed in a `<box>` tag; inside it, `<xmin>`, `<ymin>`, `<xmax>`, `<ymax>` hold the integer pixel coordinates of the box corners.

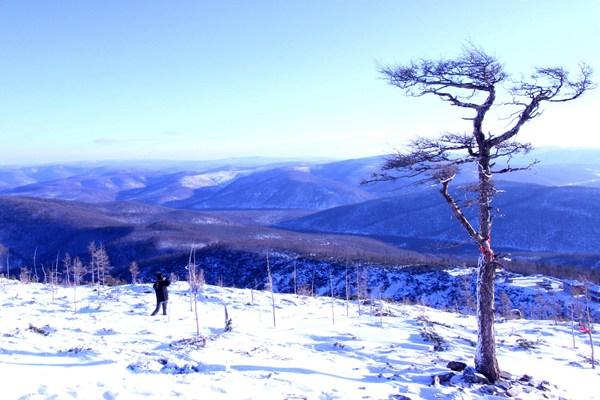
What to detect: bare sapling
<box><xmin>188</xmin><ymin>247</ymin><xmax>205</xmax><ymax>336</ymax></box>
<box><xmin>252</xmin><ymin>278</ymin><xmax>260</xmax><ymax>305</ymax></box>
<box><xmin>293</xmin><ymin>260</ymin><xmax>297</xmax><ymax>296</ymax></box>
<box><xmin>368</xmin><ymin>269</ymin><xmax>373</xmax><ymax>317</ymax></box>
<box><xmin>345</xmin><ymin>262</ymin><xmax>350</xmax><ymax>317</ymax></box>
<box><xmin>379</xmin><ymin>289</ymin><xmax>383</xmax><ymax>327</ymax></box>
<box><xmin>498</xmin><ymin>290</ymin><xmax>513</xmax><ymax>320</ymax></box>
<box><xmin>224</xmin><ymin>304</ymin><xmax>233</xmax><ymax>332</ymax></box>
<box><xmin>95</xmin><ymin>244</ymin><xmax>111</xmax><ymax>297</ymax></box>
<box><xmin>187</xmin><ymin>245</ymin><xmax>195</xmax><ymax>312</ymax></box>
<box><xmin>55</xmin><ymin>252</ymin><xmax>60</xmax><ymax>286</ymax></box>
<box><xmin>33</xmin><ymin>247</ymin><xmax>39</xmax><ymax>283</ymax></box>
<box><xmin>51</xmin><ymin>252</ymin><xmax>60</xmax><ymax>304</ymax></box>
<box><xmin>570</xmin><ymin>303</ymin><xmax>577</xmax><ymax>349</ymax></box>
<box><xmin>88</xmin><ymin>241</ymin><xmax>97</xmax><ymax>285</ymax></box>
<box><xmin>19</xmin><ymin>267</ymin><xmax>30</xmax><ymax>284</ymax></box>
<box><xmin>41</xmin><ymin>264</ymin><xmax>47</xmax><ymax>284</ymax></box>
<box><xmin>584</xmin><ymin>283</ymin><xmax>596</xmax><ymax>369</ymax></box>
<box><xmin>311</xmin><ymin>264</ymin><xmax>316</xmax><ymax>297</ymax></box>
<box><xmin>72</xmin><ymin>257</ymin><xmax>84</xmax><ymax>313</ymax></box>
<box><xmin>356</xmin><ymin>265</ymin><xmax>361</xmax><ymax>316</ymax></box>
<box><xmin>266</xmin><ymin>250</ymin><xmax>276</xmax><ymax>328</ymax></box>
<box><xmin>129</xmin><ymin>261</ymin><xmax>139</xmax><ymax>284</ymax></box>
<box><xmin>6</xmin><ymin>249</ymin><xmax>10</xmax><ymax>279</ymax></box>
<box><xmin>63</xmin><ymin>253</ymin><xmax>71</xmax><ymax>286</ymax></box>
<box><xmin>192</xmin><ymin>269</ymin><xmax>204</xmax><ymax>336</ymax></box>
<box><xmin>330</xmin><ymin>269</ymin><xmax>335</xmax><ymax>325</ymax></box>
<box><xmin>254</xmin><ymin>279</ymin><xmax>262</xmax><ymax>322</ymax></box>
<box><xmin>50</xmin><ymin>259</ymin><xmax>56</xmax><ymax>303</ymax></box>
<box><xmin>0</xmin><ymin>245</ymin><xmax>4</xmax><ymax>281</ymax></box>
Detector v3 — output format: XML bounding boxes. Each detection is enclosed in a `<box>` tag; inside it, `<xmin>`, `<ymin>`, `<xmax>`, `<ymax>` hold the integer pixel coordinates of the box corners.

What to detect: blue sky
<box><xmin>0</xmin><ymin>1</ymin><xmax>598</xmax><ymax>164</ymax></box>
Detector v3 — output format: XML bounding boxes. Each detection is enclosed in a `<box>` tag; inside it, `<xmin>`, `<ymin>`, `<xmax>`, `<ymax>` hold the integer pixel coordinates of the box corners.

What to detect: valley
<box><xmin>2</xmin><ymin>149</ymin><xmax>600</xmax><ymax>285</ymax></box>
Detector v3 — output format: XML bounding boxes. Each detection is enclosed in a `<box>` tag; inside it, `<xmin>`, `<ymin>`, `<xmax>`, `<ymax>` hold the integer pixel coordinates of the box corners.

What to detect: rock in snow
<box><xmin>446</xmin><ymin>360</ymin><xmax>468</xmax><ymax>372</ymax></box>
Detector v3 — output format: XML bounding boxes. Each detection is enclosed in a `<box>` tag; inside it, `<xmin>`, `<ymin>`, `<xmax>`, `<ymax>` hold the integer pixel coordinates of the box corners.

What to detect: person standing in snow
<box><xmin>151</xmin><ymin>272</ymin><xmax>171</xmax><ymax>316</ymax></box>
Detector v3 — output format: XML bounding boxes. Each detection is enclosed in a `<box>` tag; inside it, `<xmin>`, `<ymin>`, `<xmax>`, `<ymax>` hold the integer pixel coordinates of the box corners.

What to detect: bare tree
<box><xmin>19</xmin><ymin>266</ymin><xmax>30</xmax><ymax>283</ymax></box>
<box><xmin>95</xmin><ymin>244</ymin><xmax>111</xmax><ymax>287</ymax></box>
<box><xmin>33</xmin><ymin>247</ymin><xmax>39</xmax><ymax>283</ymax></box>
<box><xmin>0</xmin><ymin>244</ymin><xmax>6</xmax><ymax>281</ymax></box>
<box><xmin>187</xmin><ymin>246</ymin><xmax>205</xmax><ymax>337</ymax></box>
<box><xmin>5</xmin><ymin>247</ymin><xmax>10</xmax><ymax>279</ymax></box>
<box><xmin>88</xmin><ymin>241</ymin><xmax>97</xmax><ymax>285</ymax></box>
<box><xmin>129</xmin><ymin>261</ymin><xmax>139</xmax><ymax>284</ymax></box>
<box><xmin>310</xmin><ymin>263</ymin><xmax>316</xmax><ymax>297</ymax></box>
<box><xmin>457</xmin><ymin>273</ymin><xmax>476</xmax><ymax>314</ymax></box>
<box><xmin>41</xmin><ymin>263</ymin><xmax>47</xmax><ymax>284</ymax></box>
<box><xmin>266</xmin><ymin>250</ymin><xmax>276</xmax><ymax>328</ymax></box>
<box><xmin>498</xmin><ymin>290</ymin><xmax>513</xmax><ymax>319</ymax></box>
<box><xmin>345</xmin><ymin>262</ymin><xmax>350</xmax><ymax>316</ymax></box>
<box><xmin>187</xmin><ymin>246</ymin><xmax>195</xmax><ymax>311</ymax></box>
<box><xmin>569</xmin><ymin>301</ymin><xmax>578</xmax><ymax>349</ymax></box>
<box><xmin>369</xmin><ymin>46</ymin><xmax>593</xmax><ymax>381</ymax></box>
<box><xmin>293</xmin><ymin>259</ymin><xmax>297</xmax><ymax>296</ymax></box>
<box><xmin>224</xmin><ymin>304</ymin><xmax>233</xmax><ymax>332</ymax></box>
<box><xmin>63</xmin><ymin>253</ymin><xmax>72</xmax><ymax>286</ymax></box>
<box><xmin>355</xmin><ymin>265</ymin><xmax>369</xmax><ymax>316</ymax></box>
<box><xmin>583</xmin><ymin>282</ymin><xmax>596</xmax><ymax>369</ymax></box>
<box><xmin>355</xmin><ymin>265</ymin><xmax>362</xmax><ymax>315</ymax></box>
<box><xmin>72</xmin><ymin>257</ymin><xmax>85</xmax><ymax>313</ymax></box>
<box><xmin>51</xmin><ymin>252</ymin><xmax>60</xmax><ymax>303</ymax></box>
<box><xmin>329</xmin><ymin>269</ymin><xmax>335</xmax><ymax>325</ymax></box>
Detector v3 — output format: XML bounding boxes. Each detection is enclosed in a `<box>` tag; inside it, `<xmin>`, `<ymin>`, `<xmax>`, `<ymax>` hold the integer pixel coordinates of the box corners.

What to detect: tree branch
<box><xmin>438</xmin><ymin>174</ymin><xmax>482</xmax><ymax>245</ymax></box>
<box><xmin>490</xmin><ymin>64</ymin><xmax>594</xmax><ymax>147</ymax></box>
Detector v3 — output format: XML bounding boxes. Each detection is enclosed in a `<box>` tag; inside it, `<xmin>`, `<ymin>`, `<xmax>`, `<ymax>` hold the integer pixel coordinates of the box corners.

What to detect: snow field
<box><xmin>0</xmin><ymin>278</ymin><xmax>598</xmax><ymax>399</ymax></box>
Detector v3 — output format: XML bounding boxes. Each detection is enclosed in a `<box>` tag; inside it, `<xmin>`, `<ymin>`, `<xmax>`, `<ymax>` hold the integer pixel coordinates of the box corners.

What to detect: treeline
<box><xmin>3</xmin><ymin>238</ymin><xmax>600</xmax><ymax>287</ymax></box>
<box><xmin>502</xmin><ymin>259</ymin><xmax>600</xmax><ymax>284</ymax></box>
<box><xmin>8</xmin><ymin>241</ymin><xmax>129</xmax><ymax>286</ymax></box>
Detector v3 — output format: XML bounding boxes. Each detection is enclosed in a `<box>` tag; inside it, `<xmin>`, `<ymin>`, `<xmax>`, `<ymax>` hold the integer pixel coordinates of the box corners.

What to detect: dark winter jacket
<box><xmin>153</xmin><ymin>277</ymin><xmax>171</xmax><ymax>302</ymax></box>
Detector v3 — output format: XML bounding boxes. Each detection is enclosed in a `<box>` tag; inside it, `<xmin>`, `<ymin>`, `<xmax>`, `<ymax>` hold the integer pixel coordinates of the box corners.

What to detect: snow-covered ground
<box><xmin>1</xmin><ymin>278</ymin><xmax>598</xmax><ymax>399</ymax></box>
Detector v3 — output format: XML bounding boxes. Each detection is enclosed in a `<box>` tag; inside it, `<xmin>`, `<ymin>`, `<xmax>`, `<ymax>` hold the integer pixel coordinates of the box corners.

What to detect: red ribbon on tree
<box><xmin>579</xmin><ymin>323</ymin><xmax>592</xmax><ymax>334</ymax></box>
<box><xmin>479</xmin><ymin>237</ymin><xmax>494</xmax><ymax>259</ymax></box>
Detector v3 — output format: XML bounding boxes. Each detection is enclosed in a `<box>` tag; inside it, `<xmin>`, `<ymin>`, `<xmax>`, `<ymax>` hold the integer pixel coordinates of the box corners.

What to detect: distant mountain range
<box><xmin>2</xmin><ymin>148</ymin><xmax>600</xmax><ymax>269</ymax></box>
<box><xmin>0</xmin><ymin>160</ymin><xmax>379</xmax><ymax>209</ymax></box>
<box><xmin>3</xmin><ymin>148</ymin><xmax>600</xmax><ymax>210</ymax></box>
<box><xmin>279</xmin><ymin>181</ymin><xmax>600</xmax><ymax>255</ymax></box>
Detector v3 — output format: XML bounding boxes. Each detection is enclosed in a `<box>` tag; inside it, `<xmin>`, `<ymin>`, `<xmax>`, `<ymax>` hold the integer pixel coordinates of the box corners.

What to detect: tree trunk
<box><xmin>585</xmin><ymin>285</ymin><xmax>596</xmax><ymax>369</ymax></box>
<box><xmin>356</xmin><ymin>266</ymin><xmax>361</xmax><ymax>315</ymax></box>
<box><xmin>293</xmin><ymin>261</ymin><xmax>297</xmax><ymax>296</ymax></box>
<box><xmin>266</xmin><ymin>251</ymin><xmax>276</xmax><ymax>328</ymax></box>
<box><xmin>194</xmin><ymin>289</ymin><xmax>200</xmax><ymax>336</ymax></box>
<box><xmin>329</xmin><ymin>270</ymin><xmax>335</xmax><ymax>325</ymax></box>
<box><xmin>475</xmin><ymin>257</ymin><xmax>500</xmax><ymax>380</ymax></box>
<box><xmin>33</xmin><ymin>247</ymin><xmax>39</xmax><ymax>282</ymax></box>
<box><xmin>345</xmin><ymin>263</ymin><xmax>350</xmax><ymax>317</ymax></box>
<box><xmin>475</xmin><ymin>153</ymin><xmax>500</xmax><ymax>381</ymax></box>
<box><xmin>91</xmin><ymin>260</ymin><xmax>95</xmax><ymax>285</ymax></box>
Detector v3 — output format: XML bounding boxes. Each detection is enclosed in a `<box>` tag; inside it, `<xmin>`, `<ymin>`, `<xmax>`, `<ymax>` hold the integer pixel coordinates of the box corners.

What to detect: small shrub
<box><xmin>515</xmin><ymin>338</ymin><xmax>537</xmax><ymax>350</ymax></box>
<box><xmin>420</xmin><ymin>327</ymin><xmax>448</xmax><ymax>351</ymax></box>
<box><xmin>28</xmin><ymin>323</ymin><xmax>54</xmax><ymax>336</ymax></box>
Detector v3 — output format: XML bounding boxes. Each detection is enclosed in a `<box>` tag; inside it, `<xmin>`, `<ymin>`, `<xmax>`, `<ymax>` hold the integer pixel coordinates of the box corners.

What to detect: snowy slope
<box><xmin>1</xmin><ymin>279</ymin><xmax>598</xmax><ymax>399</ymax></box>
